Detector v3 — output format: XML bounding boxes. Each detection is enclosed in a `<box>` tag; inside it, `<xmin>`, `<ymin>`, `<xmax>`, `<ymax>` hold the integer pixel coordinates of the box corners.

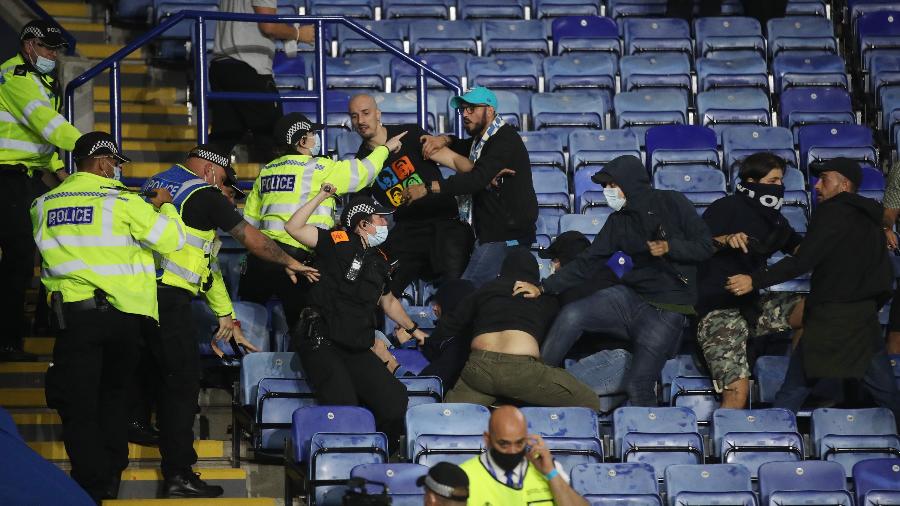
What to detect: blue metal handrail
<box><xmin>64</xmin><ymin>10</ymin><xmax>463</xmax><ymax>171</ymax></box>
<box><xmin>20</xmin><ymin>0</ymin><xmax>77</xmax><ymax>55</ymax></box>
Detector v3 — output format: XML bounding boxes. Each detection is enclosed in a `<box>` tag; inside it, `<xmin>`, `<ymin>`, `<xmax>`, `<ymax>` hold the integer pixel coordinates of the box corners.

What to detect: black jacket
<box><xmin>443</xmin><ymin>124</ymin><xmax>538</xmax><ymax>244</ymax></box>
<box><xmin>542</xmin><ymin>156</ymin><xmax>715</xmax><ymax>306</ymax></box>
<box><xmin>751</xmin><ymin>191</ymin><xmax>893</xmax><ymax>307</ymax></box>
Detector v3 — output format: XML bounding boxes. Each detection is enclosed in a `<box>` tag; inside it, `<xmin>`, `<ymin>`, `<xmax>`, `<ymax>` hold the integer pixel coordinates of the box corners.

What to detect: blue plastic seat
<box><xmin>620</xmin><ymin>54</ymin><xmax>691</xmax><ymax>101</ymax></box>
<box><xmin>696</xmin><ymin>56</ymin><xmax>769</xmax><ymax>93</ymax></box>
<box><xmin>399</xmin><ymin>376</ymin><xmax>443</xmax><ymax>408</ymax></box>
<box><xmin>654</xmin><ymin>168</ymin><xmax>727</xmax><ymax>206</ymax></box>
<box><xmin>405</xmin><ymin>403</ymin><xmax>490</xmax><ymax>464</ymax></box>
<box><xmin>614</xmin><ymin>90</ymin><xmax>689</xmax><ymax>143</ymax></box>
<box><xmin>195</xmin><ymin>301</ymin><xmax>269</xmax><ymax>356</ymax></box>
<box><xmin>560</xmin><ymin>213</ymin><xmax>608</xmax><ymax>241</ymax></box>
<box><xmin>767</xmin><ymin>16</ymin><xmax>837</xmax><ymax>59</ymax></box>
<box><xmin>786</xmin><ymin>0</ymin><xmax>828</xmax><ymax>16</ymax></box>
<box><xmin>256</xmin><ymin>378</ymin><xmax>317</xmax><ymax>450</ymax></box>
<box><xmin>491</xmin><ymin>90</ymin><xmax>525</xmax><ymax>129</ymax></box>
<box><xmin>722</xmin><ymin>126</ymin><xmax>798</xmax><ymax>182</ymax></box>
<box><xmin>773</xmin><ymin>55</ymin><xmax>848</xmax><ymax>95</ymax></box>
<box><xmin>116</xmin><ymin>0</ymin><xmax>153</xmax><ymax>22</ymax></box>
<box><xmin>697</xmin><ymin>89</ymin><xmax>771</xmax><ymax>140</ymax></box>
<box><xmin>239</xmin><ymin>352</ymin><xmax>304</xmax><ymax>406</ymax></box>
<box><xmin>753</xmin><ymin>355</ymin><xmax>790</xmax><ymax>404</ymax></box>
<box><xmin>533</xmin><ymin>169</ymin><xmax>571</xmax><ymax>213</ymax></box>
<box><xmin>308</xmin><ymin>0</ymin><xmax>375</xmax><ymax>18</ymax></box>
<box><xmin>573</xmin><ymin>167</ymin><xmax>606</xmax><ymax>213</ymax></box>
<box><xmin>852</xmin><ymin>458</ymin><xmax>900</xmax><ymax>506</ymax></box>
<box><xmin>607</xmin><ymin>0</ymin><xmax>667</xmax><ymax>19</ymax></box>
<box><xmin>383</xmin><ymin>0</ymin><xmax>453</xmax><ymax>19</ymax></box>
<box><xmin>668</xmin><ymin>376</ymin><xmax>722</xmax><ymax>427</ymax></box>
<box><xmin>779</xmin><ymin>87</ymin><xmax>854</xmax><ymax>139</ymax></box>
<box><xmin>569</xmin><ymin>129</ymin><xmax>640</xmax><ymax>173</ymax></box>
<box><xmin>623</xmin><ymin>17</ymin><xmax>692</xmax><ymax>57</ymax></box>
<box><xmin>155</xmin><ymin>3</ymin><xmax>217</xmax><ymax>60</ymax></box>
<box><xmin>334</xmin><ymin>130</ymin><xmax>362</xmax><ymax>160</ymax></box>
<box><xmin>797</xmin><ymin>124</ymin><xmax>877</xmax><ymax>174</ymax></box>
<box><xmin>466</xmin><ymin>56</ymin><xmax>540</xmax><ymax>98</ymax></box>
<box><xmin>660</xmin><ymin>355</ymin><xmax>705</xmax><ymax>404</ymax></box>
<box><xmin>368</xmin><ymin>91</ymin><xmax>438</xmax><ymax>132</ymax></box>
<box><xmin>482</xmin><ymin>20</ymin><xmax>548</xmax><ymax>56</ymax></box>
<box><xmin>758</xmin><ymin>461</ymin><xmax>853</xmax><ymax>506</ymax></box>
<box><xmin>694</xmin><ymin>16</ymin><xmax>764</xmax><ymax>59</ymax></box>
<box><xmin>551</xmin><ymin>15</ymin><xmax>620</xmax><ymax>55</ymax></box>
<box><xmin>870</xmin><ymin>54</ymin><xmax>900</xmax><ymax>102</ymax></box>
<box><xmin>857</xmin><ymin>11</ymin><xmax>900</xmax><ymax>72</ymax></box>
<box><xmin>350</xmin><ymin>463</ymin><xmax>427</xmax><ymax>502</ymax></box>
<box><xmin>543</xmin><ymin>54</ymin><xmax>617</xmax><ymax>104</ymax></box>
<box><xmin>536</xmin><ymin>0</ymin><xmax>601</xmax><ymax>19</ymax></box>
<box><xmin>571</xmin><ymin>463</ymin><xmax>662</xmax><ymax>506</ymax></box>
<box><xmin>531</xmin><ymin>91</ymin><xmax>609</xmax><ymax>133</ymax></box>
<box><xmin>459</xmin><ymin>0</ymin><xmax>526</xmax><ymax>19</ymax></box>
<box><xmin>521</xmin><ymin>407</ymin><xmax>604</xmax><ymax>474</ymax></box>
<box><xmin>324</xmin><ymin>54</ymin><xmax>391</xmax><ymax>92</ymax></box>
<box><xmin>273</xmin><ymin>51</ymin><xmax>311</xmax><ymax>90</ymax></box>
<box><xmin>392</xmin><ymin>349</ymin><xmax>430</xmax><ymax>376</ymax></box>
<box><xmin>713</xmin><ymin>408</ymin><xmax>803</xmax><ymax>479</ymax></box>
<box><xmin>665</xmin><ymin>464</ymin><xmax>756</xmax><ymax>506</ymax></box>
<box><xmin>613</xmin><ymin>407</ymin><xmax>704</xmax><ymax>479</ymax></box>
<box><xmin>522</xmin><ymin>130</ymin><xmax>567</xmax><ymax>172</ymax></box>
<box><xmin>646</xmin><ymin>125</ymin><xmax>719</xmax><ymax>174</ymax></box>
<box><xmin>811</xmin><ymin>408</ymin><xmax>900</xmax><ymax>477</ymax></box>
<box><xmin>880</xmin><ymin>87</ymin><xmax>900</xmax><ymax>140</ymax></box>
<box><xmin>337</xmin><ymin>20</ymin><xmax>406</xmax><ymax>55</ymax></box>
<box><xmin>409</xmin><ymin>20</ymin><xmax>478</xmax><ymax>55</ymax></box>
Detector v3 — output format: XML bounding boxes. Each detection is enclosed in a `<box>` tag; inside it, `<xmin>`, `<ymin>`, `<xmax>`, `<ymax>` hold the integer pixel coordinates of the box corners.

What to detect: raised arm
<box><xmin>284</xmin><ymin>183</ymin><xmax>336</xmax><ymax>249</ymax></box>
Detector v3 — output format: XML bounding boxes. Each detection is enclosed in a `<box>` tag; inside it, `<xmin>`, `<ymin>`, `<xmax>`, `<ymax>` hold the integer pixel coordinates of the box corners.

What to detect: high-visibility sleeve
<box><xmin>124</xmin><ymin>200</ymin><xmax>187</xmax><ymax>254</ymax></box>
<box><xmin>323</xmin><ymin>145</ymin><xmax>388</xmax><ymax>194</ymax></box>
<box><xmin>243</xmin><ymin>179</ymin><xmax>263</xmax><ymax>228</ymax></box>
<box><xmin>0</xmin><ymin>72</ymin><xmax>80</xmax><ymax>151</ymax></box>
<box><xmin>203</xmin><ymin>262</ymin><xmax>234</xmax><ymax>317</ymax></box>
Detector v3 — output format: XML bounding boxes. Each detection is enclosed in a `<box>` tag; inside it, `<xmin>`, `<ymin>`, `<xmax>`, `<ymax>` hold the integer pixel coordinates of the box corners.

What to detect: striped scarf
<box><xmin>468</xmin><ymin>115</ymin><xmax>506</xmax><ymax>162</ymax></box>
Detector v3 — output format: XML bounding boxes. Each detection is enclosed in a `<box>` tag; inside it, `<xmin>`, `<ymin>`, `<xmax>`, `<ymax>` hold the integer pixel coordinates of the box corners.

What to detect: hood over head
<box><xmin>498</xmin><ymin>249</ymin><xmax>540</xmax><ymax>285</ymax></box>
<box><xmin>597</xmin><ymin>155</ymin><xmax>651</xmax><ymax>198</ymax></box>
<box><xmin>433</xmin><ymin>279</ymin><xmax>476</xmax><ymax>315</ymax></box>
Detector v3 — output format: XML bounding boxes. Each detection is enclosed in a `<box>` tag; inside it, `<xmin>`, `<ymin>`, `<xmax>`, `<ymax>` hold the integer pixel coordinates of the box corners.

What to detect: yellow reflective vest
<box><xmin>243</xmin><ymin>146</ymin><xmax>388</xmax><ymax>251</ymax></box>
<box><xmin>0</xmin><ymin>54</ymin><xmax>81</xmax><ymax>173</ymax></box>
<box><xmin>460</xmin><ymin>456</ymin><xmax>556</xmax><ymax>506</ymax></box>
<box><xmin>143</xmin><ymin>164</ymin><xmax>234</xmax><ymax>317</ymax></box>
<box><xmin>31</xmin><ymin>171</ymin><xmax>187</xmax><ymax>321</ymax></box>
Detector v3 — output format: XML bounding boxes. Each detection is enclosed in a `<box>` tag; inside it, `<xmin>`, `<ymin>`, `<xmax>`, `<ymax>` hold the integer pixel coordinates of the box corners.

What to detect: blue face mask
<box><xmin>368</xmin><ymin>224</ymin><xmax>388</xmax><ymax>247</ymax></box>
<box><xmin>34</xmin><ymin>55</ymin><xmax>56</xmax><ymax>74</ymax></box>
<box><xmin>309</xmin><ymin>134</ymin><xmax>321</xmax><ymax>157</ymax></box>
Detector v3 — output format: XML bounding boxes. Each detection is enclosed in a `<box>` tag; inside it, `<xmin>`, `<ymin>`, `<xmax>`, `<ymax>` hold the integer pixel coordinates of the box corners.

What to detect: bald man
<box><xmin>349</xmin><ymin>94</ymin><xmax>473</xmax><ymax>301</ymax></box>
<box><xmin>459</xmin><ymin>406</ymin><xmax>589</xmax><ymax>506</ymax></box>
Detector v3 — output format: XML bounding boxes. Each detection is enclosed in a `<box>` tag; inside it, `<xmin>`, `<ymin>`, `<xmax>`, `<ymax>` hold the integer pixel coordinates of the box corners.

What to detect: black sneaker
<box><xmin>0</xmin><ymin>345</ymin><xmax>37</xmax><ymax>362</ymax></box>
<box><xmin>164</xmin><ymin>471</ymin><xmax>224</xmax><ymax>498</ymax></box>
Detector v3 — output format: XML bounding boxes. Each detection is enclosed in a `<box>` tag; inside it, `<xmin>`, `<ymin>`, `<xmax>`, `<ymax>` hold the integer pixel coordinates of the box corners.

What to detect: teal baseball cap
<box><xmin>449</xmin><ymin>86</ymin><xmax>498</xmax><ymax>110</ymax></box>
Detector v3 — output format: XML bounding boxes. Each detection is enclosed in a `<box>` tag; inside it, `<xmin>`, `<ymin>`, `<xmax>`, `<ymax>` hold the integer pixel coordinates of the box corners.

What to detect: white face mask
<box><xmin>309</xmin><ymin>133</ymin><xmax>321</xmax><ymax>157</ymax></box>
<box><xmin>368</xmin><ymin>224</ymin><xmax>388</xmax><ymax>247</ymax></box>
<box><xmin>604</xmin><ymin>187</ymin><xmax>627</xmax><ymax>211</ymax></box>
<box><xmin>104</xmin><ymin>159</ymin><xmax>122</xmax><ymax>181</ymax></box>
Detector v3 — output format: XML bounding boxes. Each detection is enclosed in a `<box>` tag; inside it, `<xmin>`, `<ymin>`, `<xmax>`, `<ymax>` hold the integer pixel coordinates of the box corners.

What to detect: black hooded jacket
<box><xmin>542</xmin><ymin>155</ymin><xmax>715</xmax><ymax>307</ymax></box>
<box><xmin>426</xmin><ymin>249</ymin><xmax>560</xmax><ymax>344</ymax></box>
<box><xmin>750</xmin><ymin>191</ymin><xmax>893</xmax><ymax>306</ymax></box>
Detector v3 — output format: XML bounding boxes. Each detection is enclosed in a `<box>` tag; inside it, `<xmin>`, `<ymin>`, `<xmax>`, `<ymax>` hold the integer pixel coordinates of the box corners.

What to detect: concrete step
<box><xmin>103</xmin><ymin>499</ymin><xmax>275</xmax><ymax>506</ymax></box>
<box><xmin>121</xmin><ymin>123</ymin><xmax>196</xmax><ymax>141</ymax></box>
<box><xmin>10</xmin><ymin>411</ymin><xmax>61</xmax><ymax>442</ymax></box>
<box><xmin>0</xmin><ymin>387</ymin><xmax>45</xmax><ymax>408</ymax></box>
<box><xmin>0</xmin><ymin>362</ymin><xmax>48</xmax><ymax>389</ymax></box>
<box><xmin>118</xmin><ymin>468</ymin><xmax>249</xmax><ymax>499</ymax></box>
<box><xmin>94</xmin><ymin>86</ymin><xmax>179</xmax><ymax>103</ymax></box>
<box><xmin>127</xmin><ymin>163</ymin><xmax>261</xmax><ymax>180</ymax></box>
<box><xmin>122</xmin><ymin>140</ymin><xmax>195</xmax><ymax>153</ymax></box>
<box><xmin>63</xmin><ymin>21</ymin><xmax>105</xmax><ymax>33</ymax></box>
<box><xmin>30</xmin><ymin>440</ymin><xmax>226</xmax><ymax>461</ymax></box>
<box><xmin>24</xmin><ymin>337</ymin><xmax>55</xmax><ymax>356</ymax></box>
<box><xmin>80</xmin><ymin>44</ymin><xmax>145</xmax><ymax>61</ymax></box>
<box><xmin>40</xmin><ymin>1</ymin><xmax>90</xmax><ymax>18</ymax></box>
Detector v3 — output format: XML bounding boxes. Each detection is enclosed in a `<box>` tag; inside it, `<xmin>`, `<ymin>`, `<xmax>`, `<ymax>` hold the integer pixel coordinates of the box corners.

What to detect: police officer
<box><xmin>1</xmin><ymin>20</ymin><xmax>82</xmax><ymax>361</ymax></box>
<box><xmin>32</xmin><ymin>132</ymin><xmax>185</xmax><ymax>503</ymax></box>
<box><xmin>283</xmin><ymin>186</ymin><xmax>427</xmax><ymax>445</ymax></box>
<box><xmin>240</xmin><ymin>112</ymin><xmax>406</xmax><ymax>326</ymax></box>
<box><xmin>138</xmin><ymin>143</ymin><xmax>318</xmax><ymax>497</ymax></box>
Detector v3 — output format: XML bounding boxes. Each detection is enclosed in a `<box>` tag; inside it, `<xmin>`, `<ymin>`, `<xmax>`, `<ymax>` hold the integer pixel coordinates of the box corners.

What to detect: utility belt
<box><xmin>278</xmin><ymin>241</ymin><xmax>313</xmax><ymax>263</ymax></box>
<box><xmin>0</xmin><ymin>164</ymin><xmax>29</xmax><ymax>177</ymax></box>
<box><xmin>49</xmin><ymin>289</ymin><xmax>111</xmax><ymax>331</ymax></box>
<box><xmin>289</xmin><ymin>307</ymin><xmax>331</xmax><ymax>352</ymax></box>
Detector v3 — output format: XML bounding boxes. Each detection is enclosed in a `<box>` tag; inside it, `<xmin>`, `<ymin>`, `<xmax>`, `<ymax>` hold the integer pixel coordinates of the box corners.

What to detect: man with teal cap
<box><xmin>404</xmin><ymin>86</ymin><xmax>537</xmax><ymax>287</ymax></box>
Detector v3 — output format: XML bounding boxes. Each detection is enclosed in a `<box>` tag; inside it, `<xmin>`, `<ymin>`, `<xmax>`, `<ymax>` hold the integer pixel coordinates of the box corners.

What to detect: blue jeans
<box><xmin>774</xmin><ymin>344</ymin><xmax>900</xmax><ymax>420</ymax></box>
<box><xmin>541</xmin><ymin>285</ymin><xmax>686</xmax><ymax>406</ymax></box>
<box><xmin>461</xmin><ymin>241</ymin><xmax>524</xmax><ymax>288</ymax></box>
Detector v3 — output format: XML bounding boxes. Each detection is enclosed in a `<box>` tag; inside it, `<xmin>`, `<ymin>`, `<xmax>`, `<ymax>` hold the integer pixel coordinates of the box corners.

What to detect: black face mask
<box><xmin>490</xmin><ymin>447</ymin><xmax>526</xmax><ymax>473</ymax></box>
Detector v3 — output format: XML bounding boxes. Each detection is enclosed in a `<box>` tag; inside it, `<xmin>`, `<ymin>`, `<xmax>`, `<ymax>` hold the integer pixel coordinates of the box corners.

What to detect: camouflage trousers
<box><xmin>697</xmin><ymin>293</ymin><xmax>802</xmax><ymax>389</ymax></box>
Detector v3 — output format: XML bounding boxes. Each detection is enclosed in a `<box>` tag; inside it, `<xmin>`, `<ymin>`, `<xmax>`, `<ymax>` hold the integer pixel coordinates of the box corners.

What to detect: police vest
<box><xmin>142</xmin><ymin>165</ymin><xmax>226</xmax><ymax>300</ymax></box>
<box><xmin>31</xmin><ymin>171</ymin><xmax>186</xmax><ymax>321</ymax></box>
<box><xmin>460</xmin><ymin>457</ymin><xmax>556</xmax><ymax>506</ymax></box>
<box><xmin>242</xmin><ymin>147</ymin><xmax>388</xmax><ymax>251</ymax></box>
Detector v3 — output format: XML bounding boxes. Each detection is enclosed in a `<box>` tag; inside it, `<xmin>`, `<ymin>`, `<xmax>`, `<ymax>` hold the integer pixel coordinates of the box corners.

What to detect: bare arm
<box><xmin>284</xmin><ymin>183</ymin><xmax>336</xmax><ymax>248</ymax></box>
<box><xmin>427</xmin><ymin>146</ymin><xmax>474</xmax><ymax>173</ymax></box>
<box><xmin>526</xmin><ymin>435</ymin><xmax>589</xmax><ymax>506</ymax></box>
<box><xmin>379</xmin><ymin>292</ymin><xmax>428</xmax><ymax>345</ymax></box>
<box><xmin>253</xmin><ymin>6</ymin><xmax>314</xmax><ymax>43</ymax></box>
<box><xmin>229</xmin><ymin>221</ymin><xmax>295</xmax><ymax>266</ymax></box>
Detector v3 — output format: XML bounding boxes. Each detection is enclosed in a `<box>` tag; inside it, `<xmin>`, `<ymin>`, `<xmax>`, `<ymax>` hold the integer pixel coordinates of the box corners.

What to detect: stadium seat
<box><xmin>772</xmin><ymin>55</ymin><xmax>849</xmax><ymax>95</ymax></box>
<box><xmin>722</xmin><ymin>126</ymin><xmax>798</xmax><ymax>182</ymax></box>
<box><xmin>287</xmin><ymin>406</ymin><xmax>388</xmax><ymax>505</ymax></box>
<box><xmin>607</xmin><ymin>0</ymin><xmax>667</xmax><ymax>19</ymax></box>
<box><xmin>811</xmin><ymin>166</ymin><xmax>886</xmax><ymax>204</ymax></box>
<box><xmin>467</xmin><ymin>57</ymin><xmax>540</xmax><ymax>119</ymax></box>
<box><xmin>522</xmin><ymin>130</ymin><xmax>567</xmax><ymax>172</ymax></box>
<box><xmin>273</xmin><ymin>51</ymin><xmax>311</xmax><ymax>90</ymax></box>
<box><xmin>481</xmin><ymin>20</ymin><xmax>549</xmax><ymax>56</ymax></box>
<box><xmin>551</xmin><ymin>16</ymin><xmax>620</xmax><ymax>55</ymax></box>
<box><xmin>195</xmin><ymin>301</ymin><xmax>269</xmax><ymax>357</ymax></box>
<box><xmin>569</xmin><ymin>129</ymin><xmax>641</xmax><ymax>173</ymax></box>
<box><xmin>664</xmin><ymin>464</ymin><xmax>756</xmax><ymax>506</ymax></box>
<box><xmin>786</xmin><ymin>0</ymin><xmax>828</xmax><ymax>16</ymax></box>
<box><xmin>521</xmin><ymin>407</ymin><xmax>604</xmax><ymax>474</ymax></box>
<box><xmin>392</xmin><ymin>54</ymin><xmax>464</xmax><ymax>93</ymax></box>
<box><xmin>256</xmin><ymin>378</ymin><xmax>317</xmax><ymax>451</ymax></box>
<box><xmin>350</xmin><ymin>463</ymin><xmax>428</xmax><ymax>504</ymax></box>
<box><xmin>337</xmin><ymin>20</ymin><xmax>406</xmax><ymax>55</ymax></box>
<box><xmin>713</xmin><ymin>408</ymin><xmax>804</xmax><ymax>478</ymax></box>
<box><xmin>571</xmin><ymin>463</ymin><xmax>662</xmax><ymax>506</ymax></box>
<box><xmin>308</xmin><ymin>0</ymin><xmax>375</xmax><ymax>18</ymax></box>
<box><xmin>870</xmin><ymin>54</ymin><xmax>900</xmax><ymax>104</ymax></box>
<box><xmin>880</xmin><ymin>87</ymin><xmax>900</xmax><ymax>140</ymax></box>
<box><xmin>335</xmin><ymin>130</ymin><xmax>362</xmax><ymax>159</ymax></box>
<box><xmin>116</xmin><ymin>0</ymin><xmax>153</xmax><ymax>22</ymax></box>
<box><xmin>384</xmin><ymin>303</ymin><xmax>436</xmax><ymax>337</ymax></box>
<box><xmin>797</xmin><ymin>124</ymin><xmax>877</xmax><ymax>174</ymax></box>
<box><xmin>493</xmin><ymin>90</ymin><xmax>525</xmax><ymax>129</ymax></box>
<box><xmin>613</xmin><ymin>90</ymin><xmax>689</xmax><ymax>143</ymax></box>
<box><xmin>383</xmin><ymin>0</ymin><xmax>453</xmax><ymax>19</ymax></box>
<box><xmin>783</xmin><ymin>168</ymin><xmax>809</xmax><ymax>207</ymax></box>
<box><xmin>697</xmin><ymin>89</ymin><xmax>771</xmax><ymax>139</ymax></box>
<box><xmin>694</xmin><ymin>16</ymin><xmax>764</xmax><ymax>60</ymax></box>
<box><xmin>660</xmin><ymin>355</ymin><xmax>706</xmax><ymax>404</ymax></box>
<box><xmin>758</xmin><ymin>461</ymin><xmax>853</xmax><ymax>506</ymax></box>
<box><xmin>645</xmin><ymin>125</ymin><xmax>718</xmax><ymax>174</ymax></box>
<box><xmin>536</xmin><ymin>0</ymin><xmax>600</xmax><ymax>19</ymax></box>
<box><xmin>409</xmin><ymin>20</ymin><xmax>478</xmax><ymax>55</ymax></box>
<box><xmin>767</xmin><ymin>16</ymin><xmax>837</xmax><ymax>59</ymax></box>
<box><xmin>654</xmin><ymin>168</ymin><xmax>727</xmax><ymax>206</ymax></box>
<box><xmin>857</xmin><ymin>11</ymin><xmax>900</xmax><ymax>72</ymax></box>
<box><xmin>753</xmin><ymin>355</ymin><xmax>790</xmax><ymax>404</ymax></box>
<box><xmin>573</xmin><ymin>167</ymin><xmax>606</xmax><ymax>213</ymax></box>
<box><xmin>852</xmin><ymin>458</ymin><xmax>900</xmax><ymax>506</ymax></box>
<box><xmin>531</xmin><ymin>91</ymin><xmax>609</xmax><ymax>132</ymax></box>
<box><xmin>238</xmin><ymin>352</ymin><xmax>304</xmax><ymax>406</ymax></box>
<box><xmin>325</xmin><ymin>54</ymin><xmax>390</xmax><ymax>92</ymax></box>
<box><xmin>560</xmin><ymin>213</ymin><xmax>609</xmax><ymax>240</ymax></box>
<box><xmin>367</xmin><ymin>91</ymin><xmax>438</xmax><ymax>132</ymax></box>
<box><xmin>778</xmin><ymin>87</ymin><xmax>855</xmax><ymax>139</ymax></box>
<box><xmin>668</xmin><ymin>376</ymin><xmax>721</xmax><ymax>427</ymax></box>
<box><xmin>613</xmin><ymin>407</ymin><xmax>704</xmax><ymax>478</ymax></box>
<box><xmin>393</xmin><ymin>349</ymin><xmax>431</xmax><ymax>376</ymax></box>
<box><xmin>399</xmin><ymin>376</ymin><xmax>443</xmax><ymax>407</ymax></box>
<box><xmin>619</xmin><ymin>54</ymin><xmax>692</xmax><ymax>101</ymax></box>
<box><xmin>543</xmin><ymin>53</ymin><xmax>618</xmax><ymax>104</ymax></box>
<box><xmin>155</xmin><ymin>2</ymin><xmax>218</xmax><ymax>60</ymax></box>
<box><xmin>623</xmin><ymin>17</ymin><xmax>692</xmax><ymax>57</ymax></box>
<box><xmin>810</xmin><ymin>407</ymin><xmax>900</xmax><ymax>477</ymax></box>
<box><xmin>533</xmin><ymin>169</ymin><xmax>571</xmax><ymax>213</ymax></box>
<box><xmin>405</xmin><ymin>403</ymin><xmax>490</xmax><ymax>464</ymax></box>
<box><xmin>696</xmin><ymin>56</ymin><xmax>769</xmax><ymax>93</ymax></box>
<box><xmin>459</xmin><ymin>0</ymin><xmax>527</xmax><ymax>19</ymax></box>
<box><xmin>535</xmin><ymin>214</ymin><xmax>559</xmax><ymax>248</ymax></box>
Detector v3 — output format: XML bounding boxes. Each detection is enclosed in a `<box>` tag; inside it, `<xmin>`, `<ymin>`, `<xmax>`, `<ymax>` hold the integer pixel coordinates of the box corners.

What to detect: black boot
<box><xmin>127</xmin><ymin>420</ymin><xmax>160</xmax><ymax>446</ymax></box>
<box><xmin>164</xmin><ymin>471</ymin><xmax>224</xmax><ymax>498</ymax></box>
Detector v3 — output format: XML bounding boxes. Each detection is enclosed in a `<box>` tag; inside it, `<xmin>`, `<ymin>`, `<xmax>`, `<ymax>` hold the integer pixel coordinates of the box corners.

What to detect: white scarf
<box><xmin>468</xmin><ymin>115</ymin><xmax>506</xmax><ymax>162</ymax></box>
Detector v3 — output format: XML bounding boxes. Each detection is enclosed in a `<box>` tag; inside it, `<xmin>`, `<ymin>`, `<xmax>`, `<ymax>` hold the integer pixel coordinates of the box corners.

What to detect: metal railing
<box><xmin>64</xmin><ymin>10</ymin><xmax>463</xmax><ymax>170</ymax></box>
<box><xmin>21</xmin><ymin>0</ymin><xmax>77</xmax><ymax>55</ymax></box>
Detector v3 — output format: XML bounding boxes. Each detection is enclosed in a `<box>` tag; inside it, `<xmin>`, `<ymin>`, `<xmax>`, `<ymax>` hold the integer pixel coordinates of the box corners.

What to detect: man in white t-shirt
<box><xmin>210</xmin><ymin>0</ymin><xmax>313</xmax><ymax>161</ymax></box>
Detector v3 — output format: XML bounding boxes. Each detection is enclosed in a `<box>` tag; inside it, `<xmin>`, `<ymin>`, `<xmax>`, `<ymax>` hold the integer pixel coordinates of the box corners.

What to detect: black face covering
<box><xmin>490</xmin><ymin>447</ymin><xmax>526</xmax><ymax>473</ymax></box>
<box><xmin>736</xmin><ymin>181</ymin><xmax>785</xmax><ymax>216</ymax></box>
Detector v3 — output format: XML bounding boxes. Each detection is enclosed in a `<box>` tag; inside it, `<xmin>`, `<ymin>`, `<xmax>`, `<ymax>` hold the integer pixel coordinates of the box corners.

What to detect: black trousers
<box><xmin>143</xmin><ymin>286</ymin><xmax>202</xmax><ymax>478</ymax></box>
<box><xmin>297</xmin><ymin>340</ymin><xmax>408</xmax><ymax>445</ymax></box>
<box><xmin>208</xmin><ymin>57</ymin><xmax>282</xmax><ymax>163</ymax></box>
<box><xmin>0</xmin><ymin>168</ymin><xmax>38</xmax><ymax>350</ymax></box>
<box><xmin>383</xmin><ymin>218</ymin><xmax>474</xmax><ymax>298</ymax></box>
<box><xmin>45</xmin><ymin>305</ymin><xmax>141</xmax><ymax>501</ymax></box>
<box><xmin>239</xmin><ymin>245</ymin><xmax>312</xmax><ymax>328</ymax></box>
